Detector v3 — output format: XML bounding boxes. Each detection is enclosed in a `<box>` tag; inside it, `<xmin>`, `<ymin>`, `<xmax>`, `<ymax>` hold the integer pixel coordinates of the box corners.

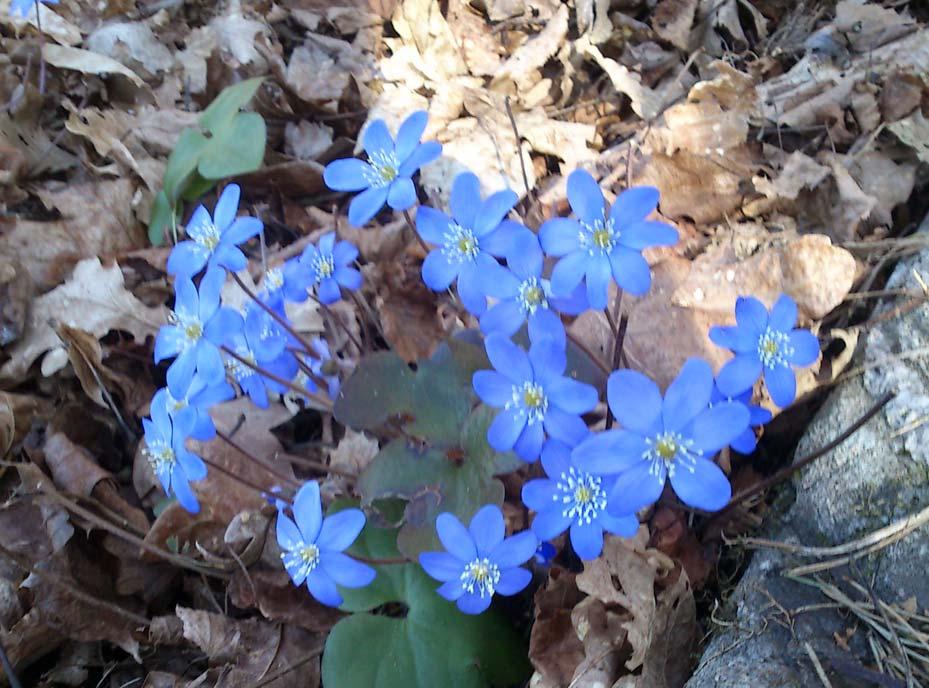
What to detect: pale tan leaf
<box><xmin>42</xmin><ymin>44</ymin><xmax>145</xmax><ymax>87</ymax></box>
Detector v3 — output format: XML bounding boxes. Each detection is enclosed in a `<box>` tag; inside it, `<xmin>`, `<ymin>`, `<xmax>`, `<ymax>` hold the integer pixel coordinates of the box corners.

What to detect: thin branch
<box><xmin>403</xmin><ymin>208</ymin><xmax>431</xmax><ymax>255</ymax></box>
<box><xmin>230</xmin><ymin>271</ymin><xmax>314</xmax><ymax>355</ymax></box>
<box><xmin>222</xmin><ymin>346</ymin><xmax>333</xmax><ymax>410</ymax></box>
<box><xmin>215</xmin><ymin>429</ymin><xmax>301</xmax><ymax>490</ymax></box>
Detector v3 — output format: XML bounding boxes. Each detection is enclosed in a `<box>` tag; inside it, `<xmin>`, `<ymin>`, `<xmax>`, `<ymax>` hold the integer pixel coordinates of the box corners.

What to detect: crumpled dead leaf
<box><xmin>529</xmin><ymin>570</ymin><xmax>586</xmax><ymax>686</ymax></box>
<box><xmin>652</xmin><ymin>0</ymin><xmax>698</xmax><ymax>51</ymax></box>
<box><xmin>491</xmin><ymin>4</ymin><xmax>568</xmax><ymax>99</ymax></box>
<box><xmin>42</xmin><ymin>44</ymin><xmax>146</xmax><ymax>88</ymax></box>
<box><xmin>0</xmin><ymin>257</ymin><xmax>167</xmax><ymax>381</ymax></box>
<box><xmin>85</xmin><ymin>21</ymin><xmax>174</xmax><ymax>77</ymax></box>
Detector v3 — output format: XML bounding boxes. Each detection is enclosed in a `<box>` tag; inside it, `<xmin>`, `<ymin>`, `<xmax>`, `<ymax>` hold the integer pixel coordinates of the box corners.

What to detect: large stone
<box><xmin>686</xmin><ymin>242</ymin><xmax>929</xmax><ymax>687</ymax></box>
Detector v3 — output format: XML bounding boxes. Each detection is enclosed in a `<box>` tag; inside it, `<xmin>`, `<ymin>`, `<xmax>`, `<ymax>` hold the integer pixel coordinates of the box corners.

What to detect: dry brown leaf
<box><xmin>55</xmin><ymin>323</ymin><xmax>126</xmax><ymax>408</ymax></box>
<box><xmin>0</xmin><ymin>391</ymin><xmax>48</xmax><ymax>456</ymax></box>
<box><xmin>889</xmin><ymin>110</ymin><xmax>929</xmax><ymax>163</ymax></box>
<box><xmin>753</xmin><ymin>151</ymin><xmax>830</xmax><ymax>201</ymax></box>
<box><xmin>651</xmin><ymin>100</ymin><xmax>748</xmax><ymax>155</ymax></box>
<box><xmin>569</xmin><ymin>597</ymin><xmax>628</xmax><ymax>687</ymax></box>
<box><xmin>228</xmin><ymin>568</ymin><xmax>343</xmax><ymax>633</ymax></box>
<box><xmin>577</xmin><ymin>35</ymin><xmax>663</xmax><ymax>120</ymax></box>
<box><xmin>652</xmin><ymin>0</ymin><xmax>698</xmax><ymax>51</ymax></box>
<box><xmin>491</xmin><ymin>4</ymin><xmax>568</xmax><ymax>97</ymax></box>
<box><xmin>3</xmin><ymin>1</ymin><xmax>81</xmax><ymax>45</ymax></box>
<box><xmin>42</xmin><ymin>44</ymin><xmax>145</xmax><ymax>88</ymax></box>
<box><xmin>284</xmin><ymin>120</ymin><xmax>334</xmax><ymax>160</ymax></box>
<box><xmin>447</xmin><ymin>0</ymin><xmax>502</xmax><ymax>77</ymax></box>
<box><xmin>0</xmin><ymin>112</ymin><xmax>78</xmax><ymax>178</ymax></box>
<box><xmin>286</xmin><ymin>43</ymin><xmax>350</xmax><ymax>106</ymax></box>
<box><xmin>0</xmin><ymin>256</ymin><xmax>31</xmax><ymax>346</ymax></box>
<box><xmin>85</xmin><ymin>21</ymin><xmax>174</xmax><ymax>77</ymax></box>
<box><xmin>529</xmin><ymin>570</ymin><xmax>586</xmax><ymax>686</ymax></box>
<box><xmin>0</xmin><ymin>257</ymin><xmax>167</xmax><ymax>381</ymax></box>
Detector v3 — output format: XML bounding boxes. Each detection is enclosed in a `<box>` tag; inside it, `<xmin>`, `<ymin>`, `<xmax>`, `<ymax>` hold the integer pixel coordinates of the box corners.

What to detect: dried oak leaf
<box><xmin>652</xmin><ymin>0</ymin><xmax>698</xmax><ymax>50</ymax></box>
<box><xmin>176</xmin><ymin>606</ymin><xmax>322</xmax><ymax>688</ymax></box>
<box><xmin>228</xmin><ymin>568</ymin><xmax>342</xmax><ymax>633</ymax></box>
<box><xmin>377</xmin><ymin>258</ymin><xmax>448</xmax><ymax>362</ymax></box>
<box><xmin>529</xmin><ymin>570</ymin><xmax>586</xmax><ymax>686</ymax></box>
<box><xmin>0</xmin><ymin>257</ymin><xmax>167</xmax><ymax>382</ymax></box>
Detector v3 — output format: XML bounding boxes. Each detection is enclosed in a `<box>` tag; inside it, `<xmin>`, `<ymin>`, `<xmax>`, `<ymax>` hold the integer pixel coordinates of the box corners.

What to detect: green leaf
<box><xmin>324</xmin><ymin>523</ymin><xmax>530</xmax><ymax>688</ymax></box>
<box><xmin>162</xmin><ymin>128</ymin><xmax>209</xmax><ymax>203</ymax></box>
<box><xmin>358</xmin><ymin>406</ymin><xmax>514</xmax><ymax>559</ymax></box>
<box><xmin>198</xmin><ymin>77</ymin><xmax>264</xmax><ymax>133</ymax></box>
<box><xmin>197</xmin><ymin>112</ymin><xmax>267</xmax><ymax>180</ymax></box>
<box><xmin>333</xmin><ymin>352</ymin><xmax>416</xmax><ymax>430</ymax></box>
<box><xmin>148</xmin><ymin>190</ymin><xmax>175</xmax><ymax>245</ymax></box>
<box><xmin>180</xmin><ymin>173</ymin><xmax>214</xmax><ymax>202</ymax></box>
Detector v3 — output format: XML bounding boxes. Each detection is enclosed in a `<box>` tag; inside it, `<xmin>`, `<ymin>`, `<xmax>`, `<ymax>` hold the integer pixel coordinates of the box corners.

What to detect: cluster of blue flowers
<box><xmin>146</xmin><ymin>109</ymin><xmax>820</xmax><ymax>614</ymax></box>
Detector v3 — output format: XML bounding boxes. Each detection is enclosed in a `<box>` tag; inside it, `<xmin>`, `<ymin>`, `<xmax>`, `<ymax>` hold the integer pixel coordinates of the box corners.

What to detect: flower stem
<box><xmin>565</xmin><ymin>330</ymin><xmax>610</xmax><ymax>376</ymax></box>
<box><xmin>215</xmin><ymin>429</ymin><xmax>302</xmax><ymax>489</ymax></box>
<box><xmin>605</xmin><ymin>290</ymin><xmax>627</xmax><ymax>430</ymax></box>
<box><xmin>403</xmin><ymin>208</ymin><xmax>431</xmax><ymax>255</ymax></box>
<box><xmin>230</xmin><ymin>271</ymin><xmax>314</xmax><ymax>355</ymax></box>
<box><xmin>199</xmin><ymin>453</ymin><xmax>294</xmax><ymax>504</ymax></box>
<box><xmin>221</xmin><ymin>345</ymin><xmax>333</xmax><ymax>410</ymax></box>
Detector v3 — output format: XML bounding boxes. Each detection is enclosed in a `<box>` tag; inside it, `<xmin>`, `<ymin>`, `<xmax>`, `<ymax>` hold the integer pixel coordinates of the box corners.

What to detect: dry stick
<box><xmin>316</xmin><ymin>299</ymin><xmax>364</xmax><ymax>356</ymax></box>
<box><xmin>0</xmin><ymin>542</ymin><xmax>151</xmax><ymax>628</ymax></box>
<box><xmin>230</xmin><ymin>271</ymin><xmax>314</xmax><ymax>355</ymax></box>
<box><xmin>214</xmin><ymin>429</ymin><xmax>301</xmax><ymax>490</ymax></box>
<box><xmin>565</xmin><ymin>330</ymin><xmax>610</xmax><ymax>375</ymax></box>
<box><xmin>285</xmin><ymin>454</ymin><xmax>357</xmax><ymax>480</ymax></box>
<box><xmin>504</xmin><ymin>95</ymin><xmax>533</xmax><ymax>203</ymax></box>
<box><xmin>222</xmin><ymin>346</ymin><xmax>333</xmax><ymax>410</ymax></box>
<box><xmin>604</xmin><ymin>292</ymin><xmax>627</xmax><ymax>430</ymax></box>
<box><xmin>403</xmin><ymin>208</ymin><xmax>431</xmax><ymax>255</ymax></box>
<box><xmin>803</xmin><ymin>641</ymin><xmax>834</xmax><ymax>688</ymax></box>
<box><xmin>710</xmin><ymin>391</ymin><xmax>895</xmax><ymax>524</ymax></box>
<box><xmin>247</xmin><ymin>642</ymin><xmax>326</xmax><ymax>688</ymax></box>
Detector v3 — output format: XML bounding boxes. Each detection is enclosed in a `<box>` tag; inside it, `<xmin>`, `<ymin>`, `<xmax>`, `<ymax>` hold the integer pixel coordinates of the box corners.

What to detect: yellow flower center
<box><xmin>655</xmin><ymin>437</ymin><xmax>678</xmax><ymax>460</ymax></box>
<box><xmin>379</xmin><ymin>164</ymin><xmax>398</xmax><ymax>182</ymax></box>
<box><xmin>523</xmin><ymin>385</ymin><xmax>544</xmax><ymax>409</ymax></box>
<box><xmin>592</xmin><ymin>228</ymin><xmax>613</xmax><ymax>249</ymax></box>
<box><xmin>184</xmin><ymin>322</ymin><xmax>203</xmax><ymax>341</ymax></box>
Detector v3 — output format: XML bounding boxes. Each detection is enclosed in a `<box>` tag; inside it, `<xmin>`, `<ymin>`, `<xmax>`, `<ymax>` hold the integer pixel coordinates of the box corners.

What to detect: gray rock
<box><xmin>686</xmin><ymin>245</ymin><xmax>929</xmax><ymax>687</ymax></box>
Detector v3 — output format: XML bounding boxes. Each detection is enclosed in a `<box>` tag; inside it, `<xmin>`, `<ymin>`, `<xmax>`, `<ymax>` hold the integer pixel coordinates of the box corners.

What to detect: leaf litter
<box><xmin>0</xmin><ymin>0</ymin><xmax>927</xmax><ymax>685</ymax></box>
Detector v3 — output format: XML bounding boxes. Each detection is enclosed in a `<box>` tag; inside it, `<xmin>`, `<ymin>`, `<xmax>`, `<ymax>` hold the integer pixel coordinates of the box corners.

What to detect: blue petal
<box><xmin>608</xmin><ymin>246</ymin><xmax>651</xmax><ymax>296</ymax></box>
<box><xmin>449</xmin><ymin>172</ymin><xmax>482</xmax><ymax>228</ymax></box>
<box><xmin>316</xmin><ymin>278</ymin><xmax>341</xmax><ymax>305</ymax></box>
<box><xmin>735</xmin><ymin>296</ymin><xmax>769</xmax><ymax>333</ymax></box>
<box><xmin>150</xmin><ymin>389</ymin><xmax>171</xmax><ymax>429</ymax></box>
<box><xmin>320</xmin><ymin>551</ymin><xmax>376</xmax><ymax>588</ymax></box>
<box><xmin>488</xmin><ymin>407</ymin><xmax>527</xmax><ymax>452</ymax></box>
<box><xmin>333</xmin><ymin>241</ymin><xmax>359</xmax><ymax>265</ymax></box>
<box><xmin>572</xmin><ymin>430</ymin><xmax>648</xmax><ymax>475</ymax></box>
<box><xmin>708</xmin><ymin>325</ymin><xmax>757</xmax><ymax>353</ymax></box>
<box><xmin>398</xmin><ymin>140</ymin><xmax>441</xmax><ymax>177</ymax></box>
<box><xmin>690</xmin><ymin>402</ymin><xmax>750</xmax><ymax>454</ymax></box>
<box><xmin>167</xmin><ymin>242</ymin><xmax>208</xmax><ymax>278</ymax></box>
<box><xmin>395</xmin><ymin>110</ymin><xmax>427</xmax><ymax>162</ymax></box>
<box><xmin>764</xmin><ymin>365</ymin><xmax>796</xmax><ymax>408</ymax></box>
<box><xmin>387</xmin><ymin>177</ymin><xmax>417</xmax><ymax>210</ymax></box>
<box><xmin>608</xmin><ymin>460</ymin><xmax>665</xmax><ymax>515</ymax></box>
<box><xmin>788</xmin><ymin>330</ymin><xmax>820</xmax><ymax>367</ymax></box>
<box><xmin>543</xmin><ymin>407</ymin><xmax>588</xmax><ymax>445</ymax></box>
<box><xmin>316</xmin><ymin>509</ymin><xmax>365</xmax><ymax>552</ymax></box>
<box><xmin>177</xmin><ymin>450</ymin><xmax>206</xmax><ymax>480</ymax></box>
<box><xmin>547</xmin><ymin>377</ymin><xmax>597</xmax><ymax>414</ymax></box>
<box><xmin>540</xmin><ymin>439</ymin><xmax>573</xmax><ymax>476</ymax></box>
<box><xmin>663</xmin><ymin>358</ymin><xmax>713</xmax><ymax>432</ymax></box>
<box><xmin>204</xmin><ymin>308</ymin><xmax>243</xmax><ymax>344</ymax></box>
<box><xmin>570</xmin><ymin>521</ymin><xmax>604</xmax><ymax>560</ymax></box>
<box><xmin>730</xmin><ymin>428</ymin><xmax>758</xmax><ymax>454</ymax></box>
<box><xmin>550</xmin><ymin>252</ymin><xmax>588</xmax><ymax>298</ymax></box>
<box><xmin>769</xmin><ymin>294</ymin><xmax>798</xmax><ymax>332</ymax></box>
<box><xmin>293</xmin><ymin>481</ymin><xmax>323</xmax><ymax>543</ymax></box>
<box><xmin>211</xmin><ymin>244</ymin><xmax>247</xmax><ymax>273</ymax></box>
<box><xmin>484</xmin><ymin>334</ymin><xmax>532</xmax><ymax>384</ymax></box>
<box><xmin>669</xmin><ymin>457</ymin><xmax>731</xmax><ymax>511</ymax></box>
<box><xmin>276</xmin><ymin>512</ymin><xmax>303</xmax><ymax>552</ymax></box>
<box><xmin>480</xmin><ymin>219</ymin><xmax>523</xmax><ymax>259</ymax></box>
<box><xmin>306</xmin><ymin>568</ymin><xmax>343</xmax><ymax>607</ymax></box>
<box><xmin>335</xmin><ymin>266</ymin><xmax>362</xmax><ymax>292</ymax></box>
<box><xmin>172</xmin><ymin>471</ymin><xmax>200</xmax><ymax>513</ymax></box>
<box><xmin>473</xmin><ymin>370</ymin><xmax>514</xmax><ymax>407</ymax></box>
<box><xmin>539</xmin><ymin>218</ymin><xmax>581</xmax><ymax>257</ymax></box>
<box><xmin>319</xmin><ymin>232</ymin><xmax>336</xmax><ymax>254</ymax></box>
<box><xmin>456</xmin><ymin>264</ymin><xmax>487</xmax><ymax>316</ymax></box>
<box><xmin>435</xmin><ymin>512</ymin><xmax>477</xmax><ymax>562</ymax></box>
<box><xmin>501</xmin><ymin>226</ymin><xmax>543</xmax><ymax>278</ymax></box>
<box><xmin>585</xmin><ymin>254</ymin><xmax>612</xmax><ymax>310</ymax></box>
<box><xmin>167</xmin><ymin>349</ymin><xmax>197</xmax><ymax>398</ymax></box>
<box><xmin>437</xmin><ymin>578</ymin><xmax>466</xmax><ymax>601</ymax></box>
<box><xmin>419</xmin><ymin>552</ymin><xmax>463</xmax><ymax>582</ymax></box>
<box><xmin>716</xmin><ymin>353</ymin><xmax>763</xmax><ymax>397</ymax></box>
<box><xmin>480</xmin><ymin>299</ymin><xmax>524</xmax><ymax>337</ymax></box>
<box><xmin>531</xmin><ymin>507</ymin><xmax>572</xmax><ymax>540</ymax></box>
<box><xmin>348</xmin><ymin>186</ymin><xmax>389</xmax><ymax>227</ymax></box>
<box><xmin>421</xmin><ymin>250</ymin><xmax>458</xmax><ymax>291</ymax></box>
<box><xmin>494</xmin><ymin>567</ymin><xmax>531</xmax><ymax>596</ymax></box>
<box><xmin>529</xmin><ymin>339</ymin><xmax>566</xmax><ymax>383</ymax></box>
<box><xmin>416</xmin><ymin>206</ymin><xmax>450</xmax><ymax>245</ymax></box>
<box><xmin>154</xmin><ymin>326</ymin><xmax>185</xmax><ymax>362</ymax></box>
<box><xmin>521</xmin><ymin>479</ymin><xmax>558</xmax><ymax>511</ymax></box>
<box><xmin>513</xmin><ymin>421</ymin><xmax>545</xmax><ymax>462</ymax></box>
<box><xmin>598</xmin><ymin>510</ymin><xmax>638</xmax><ymax>537</ymax></box>
<box><xmin>197</xmin><ymin>267</ymin><xmax>225</xmax><ymax>321</ymax></box>
<box><xmin>474</xmin><ymin>189</ymin><xmax>518</xmax><ymax>237</ymax></box>
<box><xmin>567</xmin><ymin>169</ymin><xmax>606</xmax><ymax>226</ymax></box>
<box><xmin>528</xmin><ymin>310</ymin><xmax>565</xmax><ymax>348</ymax></box>
<box><xmin>469</xmin><ymin>504</ymin><xmax>505</xmax><ymax>555</ymax></box>
<box><xmin>324</xmin><ymin>158</ymin><xmax>372</xmax><ymax>192</ymax></box>
<box><xmin>174</xmin><ymin>276</ymin><xmax>199</xmax><ymax>316</ymax></box>
<box><xmin>610</xmin><ymin>186</ymin><xmax>659</xmax><ymax>227</ymax></box>
<box><xmin>457</xmin><ymin>591</ymin><xmax>493</xmax><ymax>614</ymax></box>
<box><xmin>195</xmin><ymin>342</ymin><xmax>224</xmax><ymax>384</ymax></box>
<box><xmin>213</xmin><ymin>184</ymin><xmax>240</xmax><ymax>230</ymax></box>
<box><xmin>607</xmin><ymin>369</ymin><xmax>662</xmax><ymax>435</ymax></box>
<box><xmin>362</xmin><ymin>119</ymin><xmax>393</xmax><ymax>156</ymax></box>
<box><xmin>618</xmin><ymin>220</ymin><xmax>678</xmax><ymax>249</ymax></box>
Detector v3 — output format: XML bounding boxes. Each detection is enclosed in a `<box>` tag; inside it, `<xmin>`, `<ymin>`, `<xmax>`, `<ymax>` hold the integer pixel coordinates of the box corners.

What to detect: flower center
<box><xmin>298</xmin><ymin>543</ymin><xmax>320</xmax><ymax>570</ymax></box>
<box><xmin>144</xmin><ymin>439</ymin><xmax>176</xmax><ymax>476</ymax></box>
<box><xmin>443</xmin><ymin>222</ymin><xmax>480</xmax><ymax>263</ymax></box>
<box><xmin>265</xmin><ymin>267</ymin><xmax>284</xmax><ymax>291</ymax></box>
<box><xmin>460</xmin><ymin>557</ymin><xmax>501</xmax><ymax>598</ymax></box>
<box><xmin>518</xmin><ymin>278</ymin><xmax>547</xmax><ymax>314</ymax></box>
<box><xmin>192</xmin><ymin>222</ymin><xmax>221</xmax><ymax>251</ymax></box>
<box><xmin>165</xmin><ymin>391</ymin><xmax>187</xmax><ymax>413</ymax></box>
<box><xmin>313</xmin><ymin>253</ymin><xmax>336</xmax><ymax>281</ymax></box>
<box><xmin>226</xmin><ymin>345</ymin><xmax>257</xmax><ymax>382</ymax></box>
<box><xmin>757</xmin><ymin>328</ymin><xmax>794</xmax><ymax>368</ymax></box>
<box><xmin>508</xmin><ymin>381</ymin><xmax>548</xmax><ymax>424</ymax></box>
<box><xmin>170</xmin><ymin>310</ymin><xmax>203</xmax><ymax>346</ymax></box>
<box><xmin>578</xmin><ymin>215</ymin><xmax>618</xmax><ymax>255</ymax></box>
<box><xmin>555</xmin><ymin>467</ymin><xmax>607</xmax><ymax>525</ymax></box>
<box><xmin>644</xmin><ymin>431</ymin><xmax>700</xmax><ymax>479</ymax></box>
<box><xmin>364</xmin><ymin>149</ymin><xmax>401</xmax><ymax>188</ymax></box>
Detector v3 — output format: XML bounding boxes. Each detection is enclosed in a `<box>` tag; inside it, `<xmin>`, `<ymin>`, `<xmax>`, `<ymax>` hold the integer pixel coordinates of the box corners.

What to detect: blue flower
<box><xmin>474</xmin><ymin>333</ymin><xmax>598</xmax><ymax>462</ymax></box>
<box><xmin>522</xmin><ymin>440</ymin><xmax>638</xmax><ymax>560</ymax></box>
<box><xmin>160</xmin><ymin>375</ymin><xmax>235</xmax><ymax>441</ymax></box>
<box><xmin>143</xmin><ymin>389</ymin><xmax>207</xmax><ymax>513</ymax></box>
<box><xmin>710</xmin><ymin>383</ymin><xmax>772</xmax><ymax>454</ymax></box>
<box><xmin>539</xmin><ymin>171</ymin><xmax>678</xmax><ymax>309</ymax></box>
<box><xmin>479</xmin><ymin>232</ymin><xmax>588</xmax><ymax>339</ymax></box>
<box><xmin>534</xmin><ymin>541</ymin><xmax>557</xmax><ymax>566</ymax></box>
<box><xmin>154</xmin><ymin>267</ymin><xmax>244</xmax><ymax>398</ymax></box>
<box><xmin>308</xmin><ymin>338</ymin><xmax>341</xmax><ymax>399</ymax></box>
<box><xmin>283</xmin><ymin>233</ymin><xmax>361</xmax><ymax>306</ymax></box>
<box><xmin>323</xmin><ymin>111</ymin><xmax>442</xmax><ymax>227</ymax></box>
<box><xmin>710</xmin><ymin>295</ymin><xmax>820</xmax><ymax>407</ymax></box>
<box><xmin>167</xmin><ymin>184</ymin><xmax>263</xmax><ymax>278</ymax></box>
<box><xmin>276</xmin><ymin>481</ymin><xmax>376</xmax><ymax>607</ymax></box>
<box><xmin>573</xmin><ymin>359</ymin><xmax>750</xmax><ymax>513</ymax></box>
<box><xmin>417</xmin><ymin>172</ymin><xmax>528</xmax><ymax>316</ymax></box>
<box><xmin>9</xmin><ymin>0</ymin><xmax>58</xmax><ymax>17</ymax></box>
<box><xmin>419</xmin><ymin>505</ymin><xmax>537</xmax><ymax>615</ymax></box>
